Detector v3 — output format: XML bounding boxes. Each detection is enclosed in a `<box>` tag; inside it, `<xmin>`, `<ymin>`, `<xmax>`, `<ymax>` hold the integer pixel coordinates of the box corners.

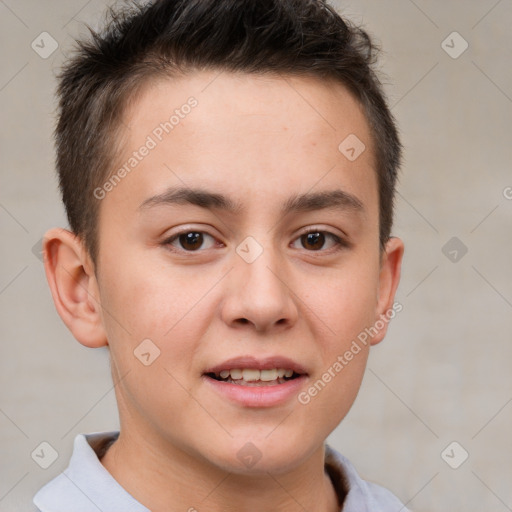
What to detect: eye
<box><xmin>164</xmin><ymin>231</ymin><xmax>218</xmax><ymax>252</ymax></box>
<box><xmin>291</xmin><ymin>230</ymin><xmax>347</xmax><ymax>252</ymax></box>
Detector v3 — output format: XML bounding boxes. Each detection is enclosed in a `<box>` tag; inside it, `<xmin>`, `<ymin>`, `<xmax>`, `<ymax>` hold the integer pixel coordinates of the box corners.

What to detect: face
<box><xmin>90</xmin><ymin>71</ymin><xmax>400</xmax><ymax>474</ymax></box>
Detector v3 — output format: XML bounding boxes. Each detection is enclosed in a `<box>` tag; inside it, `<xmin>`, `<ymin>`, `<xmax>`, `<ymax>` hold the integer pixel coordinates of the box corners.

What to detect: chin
<box><xmin>201</xmin><ymin>428</ymin><xmax>318</xmax><ymax>476</ymax></box>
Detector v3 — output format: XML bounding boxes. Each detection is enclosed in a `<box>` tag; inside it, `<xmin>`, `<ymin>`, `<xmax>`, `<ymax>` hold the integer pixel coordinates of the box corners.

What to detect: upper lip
<box><xmin>204</xmin><ymin>355</ymin><xmax>308</xmax><ymax>376</ymax></box>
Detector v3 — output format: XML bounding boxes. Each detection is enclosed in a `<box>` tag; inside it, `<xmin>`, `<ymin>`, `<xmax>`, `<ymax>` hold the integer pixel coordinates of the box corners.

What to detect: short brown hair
<box><xmin>55</xmin><ymin>0</ymin><xmax>402</xmax><ymax>265</ymax></box>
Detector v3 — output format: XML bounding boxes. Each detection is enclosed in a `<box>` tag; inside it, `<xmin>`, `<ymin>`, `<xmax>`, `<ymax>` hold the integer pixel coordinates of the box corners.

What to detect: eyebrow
<box><xmin>139</xmin><ymin>186</ymin><xmax>364</xmax><ymax>216</ymax></box>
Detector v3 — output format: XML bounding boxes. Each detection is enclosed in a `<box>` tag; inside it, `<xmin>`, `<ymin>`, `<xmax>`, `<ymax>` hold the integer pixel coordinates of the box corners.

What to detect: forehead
<box><xmin>106</xmin><ymin>70</ymin><xmax>377</xmax><ymax>219</ymax></box>
<box><xmin>123</xmin><ymin>71</ymin><xmax>373</xmax><ymax>150</ymax></box>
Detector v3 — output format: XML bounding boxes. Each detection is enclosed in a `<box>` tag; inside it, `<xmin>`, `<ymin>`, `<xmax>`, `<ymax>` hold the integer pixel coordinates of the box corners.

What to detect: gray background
<box><xmin>1</xmin><ymin>1</ymin><xmax>511</xmax><ymax>511</ymax></box>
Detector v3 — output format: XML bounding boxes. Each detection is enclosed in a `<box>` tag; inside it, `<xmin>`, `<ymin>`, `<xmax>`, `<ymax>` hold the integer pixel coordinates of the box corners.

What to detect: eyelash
<box><xmin>292</xmin><ymin>229</ymin><xmax>349</xmax><ymax>252</ymax></box>
<box><xmin>162</xmin><ymin>228</ymin><xmax>349</xmax><ymax>254</ymax></box>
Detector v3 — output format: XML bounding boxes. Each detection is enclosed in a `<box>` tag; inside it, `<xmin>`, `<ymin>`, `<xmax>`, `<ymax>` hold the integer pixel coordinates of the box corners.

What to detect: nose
<box><xmin>220</xmin><ymin>241</ymin><xmax>299</xmax><ymax>333</ymax></box>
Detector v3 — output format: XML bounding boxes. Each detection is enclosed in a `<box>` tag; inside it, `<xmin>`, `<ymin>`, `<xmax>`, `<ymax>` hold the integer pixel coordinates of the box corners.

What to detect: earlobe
<box><xmin>370</xmin><ymin>236</ymin><xmax>404</xmax><ymax>346</ymax></box>
<box><xmin>42</xmin><ymin>228</ymin><xmax>108</xmax><ymax>348</ymax></box>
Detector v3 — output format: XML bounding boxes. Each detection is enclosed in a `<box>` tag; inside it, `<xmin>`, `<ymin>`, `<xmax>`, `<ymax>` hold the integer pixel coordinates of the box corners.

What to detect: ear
<box><xmin>42</xmin><ymin>228</ymin><xmax>108</xmax><ymax>348</ymax></box>
<box><xmin>370</xmin><ymin>236</ymin><xmax>404</xmax><ymax>346</ymax></box>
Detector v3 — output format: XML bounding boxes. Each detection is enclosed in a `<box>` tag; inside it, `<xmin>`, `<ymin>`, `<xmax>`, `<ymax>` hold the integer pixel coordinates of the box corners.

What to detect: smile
<box><xmin>207</xmin><ymin>368</ymin><xmax>300</xmax><ymax>386</ymax></box>
<box><xmin>203</xmin><ymin>356</ymin><xmax>309</xmax><ymax>407</ymax></box>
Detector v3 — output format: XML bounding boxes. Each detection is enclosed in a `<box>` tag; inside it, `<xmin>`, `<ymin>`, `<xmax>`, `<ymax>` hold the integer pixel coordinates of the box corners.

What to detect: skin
<box><xmin>43</xmin><ymin>71</ymin><xmax>403</xmax><ymax>512</ymax></box>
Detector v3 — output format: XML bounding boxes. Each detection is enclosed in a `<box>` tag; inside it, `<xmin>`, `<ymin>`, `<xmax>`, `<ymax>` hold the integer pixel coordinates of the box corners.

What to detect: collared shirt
<box><xmin>33</xmin><ymin>431</ymin><xmax>410</xmax><ymax>512</ymax></box>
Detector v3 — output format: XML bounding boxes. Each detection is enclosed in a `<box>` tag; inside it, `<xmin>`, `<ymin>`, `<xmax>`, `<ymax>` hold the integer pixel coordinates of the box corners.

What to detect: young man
<box><xmin>34</xmin><ymin>0</ymin><xmax>407</xmax><ymax>510</ymax></box>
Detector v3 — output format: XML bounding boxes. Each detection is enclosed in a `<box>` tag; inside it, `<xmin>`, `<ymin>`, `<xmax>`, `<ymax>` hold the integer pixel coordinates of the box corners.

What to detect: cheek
<box><xmin>300</xmin><ymin>275</ymin><xmax>376</xmax><ymax>425</ymax></box>
<box><xmin>97</xmin><ymin>254</ymin><xmax>226</xmax><ymax>385</ymax></box>
<box><xmin>308</xmin><ymin>259</ymin><xmax>380</xmax><ymax>348</ymax></box>
<box><xmin>314</xmin><ymin>259</ymin><xmax>380</xmax><ymax>403</ymax></box>
<box><xmin>97</xmin><ymin>259</ymin><xmax>210</xmax><ymax>429</ymax></box>
<box><xmin>100</xmin><ymin>254</ymin><xmax>202</xmax><ymax>335</ymax></box>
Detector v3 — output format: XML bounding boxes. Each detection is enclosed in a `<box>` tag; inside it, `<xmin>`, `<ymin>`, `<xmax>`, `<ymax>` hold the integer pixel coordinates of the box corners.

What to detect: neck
<box><xmin>100</xmin><ymin>429</ymin><xmax>341</xmax><ymax>512</ymax></box>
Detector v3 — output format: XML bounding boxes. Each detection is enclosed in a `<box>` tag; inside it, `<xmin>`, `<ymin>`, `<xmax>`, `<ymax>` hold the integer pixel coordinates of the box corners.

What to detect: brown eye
<box><xmin>291</xmin><ymin>230</ymin><xmax>347</xmax><ymax>252</ymax></box>
<box><xmin>165</xmin><ymin>231</ymin><xmax>217</xmax><ymax>252</ymax></box>
<box><xmin>179</xmin><ymin>232</ymin><xmax>204</xmax><ymax>251</ymax></box>
<box><xmin>301</xmin><ymin>232</ymin><xmax>325</xmax><ymax>251</ymax></box>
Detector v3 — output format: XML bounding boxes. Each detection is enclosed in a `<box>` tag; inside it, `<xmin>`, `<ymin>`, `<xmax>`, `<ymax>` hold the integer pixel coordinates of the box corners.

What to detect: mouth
<box><xmin>205</xmin><ymin>368</ymin><xmax>303</xmax><ymax>386</ymax></box>
<box><xmin>202</xmin><ymin>356</ymin><xmax>308</xmax><ymax>407</ymax></box>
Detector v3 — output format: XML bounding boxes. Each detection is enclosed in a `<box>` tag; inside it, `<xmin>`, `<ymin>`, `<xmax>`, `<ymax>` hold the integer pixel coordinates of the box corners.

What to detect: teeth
<box><xmin>242</xmin><ymin>369</ymin><xmax>260</xmax><ymax>381</ymax></box>
<box><xmin>260</xmin><ymin>369</ymin><xmax>277</xmax><ymax>382</ymax></box>
<box><xmin>230</xmin><ymin>369</ymin><xmax>243</xmax><ymax>380</ymax></box>
<box><xmin>214</xmin><ymin>368</ymin><xmax>296</xmax><ymax>382</ymax></box>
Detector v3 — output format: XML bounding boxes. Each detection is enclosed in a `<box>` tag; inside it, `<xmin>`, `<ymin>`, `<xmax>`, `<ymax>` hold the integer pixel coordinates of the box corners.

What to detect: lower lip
<box><xmin>203</xmin><ymin>375</ymin><xmax>308</xmax><ymax>408</ymax></box>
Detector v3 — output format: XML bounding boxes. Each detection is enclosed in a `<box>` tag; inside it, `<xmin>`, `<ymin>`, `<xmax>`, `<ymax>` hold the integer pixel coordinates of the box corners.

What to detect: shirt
<box><xmin>33</xmin><ymin>431</ymin><xmax>410</xmax><ymax>511</ymax></box>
